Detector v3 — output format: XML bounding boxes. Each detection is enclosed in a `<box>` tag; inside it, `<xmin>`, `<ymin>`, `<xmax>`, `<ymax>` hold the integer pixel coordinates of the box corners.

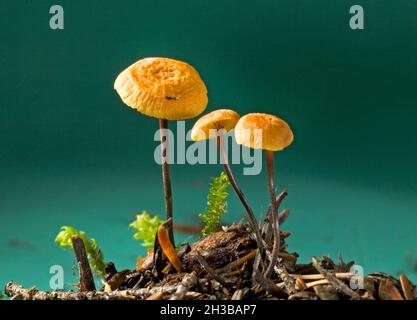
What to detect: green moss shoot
<box><xmin>129</xmin><ymin>211</ymin><xmax>162</xmax><ymax>249</ymax></box>
<box><xmin>55</xmin><ymin>226</ymin><xmax>105</xmax><ymax>276</ymax></box>
<box><xmin>199</xmin><ymin>171</ymin><xmax>231</xmax><ymax>236</ymax></box>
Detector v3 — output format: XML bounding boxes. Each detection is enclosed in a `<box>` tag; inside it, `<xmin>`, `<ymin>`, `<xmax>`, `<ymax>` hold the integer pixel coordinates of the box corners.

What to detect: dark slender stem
<box><xmin>71</xmin><ymin>237</ymin><xmax>96</xmax><ymax>292</ymax></box>
<box><xmin>312</xmin><ymin>257</ymin><xmax>362</xmax><ymax>300</ymax></box>
<box><xmin>159</xmin><ymin>119</ymin><xmax>174</xmax><ymax>245</ymax></box>
<box><xmin>264</xmin><ymin>150</ymin><xmax>280</xmax><ymax>278</ymax></box>
<box><xmin>218</xmin><ymin>131</ymin><xmax>265</xmax><ymax>259</ymax></box>
<box><xmin>253</xmin><ymin>269</ymin><xmax>285</xmax><ymax>298</ymax></box>
<box><xmin>196</xmin><ymin>252</ymin><xmax>228</xmax><ymax>286</ymax></box>
<box><xmin>263</xmin><ymin>190</ymin><xmax>288</xmax><ymax>245</ymax></box>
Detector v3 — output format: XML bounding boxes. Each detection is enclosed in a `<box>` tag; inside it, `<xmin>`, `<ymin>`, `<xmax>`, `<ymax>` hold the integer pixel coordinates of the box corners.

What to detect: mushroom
<box><xmin>114</xmin><ymin>57</ymin><xmax>208</xmax><ymax>245</ymax></box>
<box><xmin>235</xmin><ymin>113</ymin><xmax>293</xmax><ymax>277</ymax></box>
<box><xmin>191</xmin><ymin>109</ymin><xmax>265</xmax><ymax>257</ymax></box>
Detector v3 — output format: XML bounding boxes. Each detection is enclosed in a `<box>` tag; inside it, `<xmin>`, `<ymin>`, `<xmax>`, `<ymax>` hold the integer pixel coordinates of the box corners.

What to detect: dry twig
<box><xmin>274</xmin><ymin>264</ymin><xmax>297</xmax><ymax>295</ymax></box>
<box><xmin>71</xmin><ymin>237</ymin><xmax>96</xmax><ymax>292</ymax></box>
<box><xmin>291</xmin><ymin>272</ymin><xmax>355</xmax><ymax>281</ymax></box>
<box><xmin>253</xmin><ymin>270</ymin><xmax>284</xmax><ymax>298</ymax></box>
<box><xmin>216</xmin><ymin>250</ymin><xmax>256</xmax><ymax>274</ymax></box>
<box><xmin>5</xmin><ymin>282</ymin><xmax>178</xmax><ymax>300</ymax></box>
<box><xmin>196</xmin><ymin>252</ymin><xmax>228</xmax><ymax>286</ymax></box>
<box><xmin>312</xmin><ymin>257</ymin><xmax>361</xmax><ymax>300</ymax></box>
<box><xmin>264</xmin><ymin>190</ymin><xmax>288</xmax><ymax>279</ymax></box>
<box><xmin>170</xmin><ymin>272</ymin><xmax>197</xmax><ymax>300</ymax></box>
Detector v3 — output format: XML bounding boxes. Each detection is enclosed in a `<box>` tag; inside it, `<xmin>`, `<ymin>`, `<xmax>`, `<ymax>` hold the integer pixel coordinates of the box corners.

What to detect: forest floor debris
<box><xmin>5</xmin><ymin>223</ymin><xmax>416</xmax><ymax>300</ymax></box>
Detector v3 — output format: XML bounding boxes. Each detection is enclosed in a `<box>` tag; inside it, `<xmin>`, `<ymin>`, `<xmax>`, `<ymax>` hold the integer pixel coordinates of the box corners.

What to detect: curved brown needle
<box><xmin>157</xmin><ymin>221</ymin><xmax>182</xmax><ymax>273</ymax></box>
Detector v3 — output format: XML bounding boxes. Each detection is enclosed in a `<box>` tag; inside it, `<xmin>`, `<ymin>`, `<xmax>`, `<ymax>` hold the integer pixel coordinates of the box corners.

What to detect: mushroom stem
<box><xmin>218</xmin><ymin>131</ymin><xmax>265</xmax><ymax>259</ymax></box>
<box><xmin>159</xmin><ymin>119</ymin><xmax>174</xmax><ymax>245</ymax></box>
<box><xmin>264</xmin><ymin>150</ymin><xmax>280</xmax><ymax>278</ymax></box>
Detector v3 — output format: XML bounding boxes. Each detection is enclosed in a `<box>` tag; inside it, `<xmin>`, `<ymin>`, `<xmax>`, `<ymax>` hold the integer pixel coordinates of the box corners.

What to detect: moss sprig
<box><xmin>199</xmin><ymin>171</ymin><xmax>231</xmax><ymax>236</ymax></box>
<box><xmin>55</xmin><ymin>226</ymin><xmax>105</xmax><ymax>276</ymax></box>
<box><xmin>129</xmin><ymin>211</ymin><xmax>162</xmax><ymax>249</ymax></box>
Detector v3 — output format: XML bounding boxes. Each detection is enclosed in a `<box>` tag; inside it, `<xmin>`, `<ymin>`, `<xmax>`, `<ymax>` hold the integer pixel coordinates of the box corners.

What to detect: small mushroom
<box><xmin>114</xmin><ymin>57</ymin><xmax>208</xmax><ymax>244</ymax></box>
<box><xmin>191</xmin><ymin>109</ymin><xmax>240</xmax><ymax>141</ymax></box>
<box><xmin>191</xmin><ymin>109</ymin><xmax>265</xmax><ymax>257</ymax></box>
<box><xmin>235</xmin><ymin>113</ymin><xmax>293</xmax><ymax>277</ymax></box>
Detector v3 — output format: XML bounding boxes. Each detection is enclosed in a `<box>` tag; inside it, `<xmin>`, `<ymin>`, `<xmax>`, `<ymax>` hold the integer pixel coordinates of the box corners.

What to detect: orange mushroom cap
<box><xmin>114</xmin><ymin>57</ymin><xmax>208</xmax><ymax>120</ymax></box>
<box><xmin>235</xmin><ymin>113</ymin><xmax>294</xmax><ymax>151</ymax></box>
<box><xmin>191</xmin><ymin>109</ymin><xmax>240</xmax><ymax>141</ymax></box>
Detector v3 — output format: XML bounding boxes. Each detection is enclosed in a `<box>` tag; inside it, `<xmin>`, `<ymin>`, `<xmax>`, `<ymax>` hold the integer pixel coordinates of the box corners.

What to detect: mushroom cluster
<box><xmin>114</xmin><ymin>57</ymin><xmax>294</xmax><ymax>271</ymax></box>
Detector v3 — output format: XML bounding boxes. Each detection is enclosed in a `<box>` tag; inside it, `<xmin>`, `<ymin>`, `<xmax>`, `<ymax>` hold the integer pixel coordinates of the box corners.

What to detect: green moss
<box><xmin>129</xmin><ymin>211</ymin><xmax>162</xmax><ymax>249</ymax></box>
<box><xmin>55</xmin><ymin>226</ymin><xmax>105</xmax><ymax>276</ymax></box>
<box><xmin>199</xmin><ymin>171</ymin><xmax>231</xmax><ymax>236</ymax></box>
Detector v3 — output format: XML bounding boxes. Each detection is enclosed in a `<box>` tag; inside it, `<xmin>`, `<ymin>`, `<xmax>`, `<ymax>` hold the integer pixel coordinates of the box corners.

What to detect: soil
<box><xmin>4</xmin><ymin>222</ymin><xmax>416</xmax><ymax>300</ymax></box>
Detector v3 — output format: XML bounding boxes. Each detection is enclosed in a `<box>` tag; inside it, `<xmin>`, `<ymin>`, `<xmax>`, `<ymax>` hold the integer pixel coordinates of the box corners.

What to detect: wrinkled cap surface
<box><xmin>114</xmin><ymin>57</ymin><xmax>208</xmax><ymax>120</ymax></box>
<box><xmin>191</xmin><ymin>109</ymin><xmax>240</xmax><ymax>141</ymax></box>
<box><xmin>235</xmin><ymin>113</ymin><xmax>294</xmax><ymax>151</ymax></box>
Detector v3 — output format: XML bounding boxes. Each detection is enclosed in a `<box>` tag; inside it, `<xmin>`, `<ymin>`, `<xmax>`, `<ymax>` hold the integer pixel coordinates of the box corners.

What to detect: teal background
<box><xmin>1</xmin><ymin>0</ymin><xmax>416</xmax><ymax>290</ymax></box>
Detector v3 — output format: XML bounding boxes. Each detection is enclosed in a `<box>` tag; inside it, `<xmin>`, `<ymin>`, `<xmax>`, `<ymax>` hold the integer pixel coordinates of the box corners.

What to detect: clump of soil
<box><xmin>4</xmin><ymin>222</ymin><xmax>416</xmax><ymax>300</ymax></box>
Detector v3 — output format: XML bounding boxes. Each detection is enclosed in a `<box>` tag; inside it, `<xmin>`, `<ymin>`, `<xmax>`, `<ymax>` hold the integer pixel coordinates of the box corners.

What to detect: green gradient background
<box><xmin>1</xmin><ymin>0</ymin><xmax>417</xmax><ymax>290</ymax></box>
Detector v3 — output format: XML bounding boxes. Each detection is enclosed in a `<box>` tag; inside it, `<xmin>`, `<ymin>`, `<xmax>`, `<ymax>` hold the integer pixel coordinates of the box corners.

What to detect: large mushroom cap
<box><xmin>191</xmin><ymin>109</ymin><xmax>240</xmax><ymax>141</ymax></box>
<box><xmin>235</xmin><ymin>113</ymin><xmax>294</xmax><ymax>151</ymax></box>
<box><xmin>114</xmin><ymin>57</ymin><xmax>208</xmax><ymax>120</ymax></box>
